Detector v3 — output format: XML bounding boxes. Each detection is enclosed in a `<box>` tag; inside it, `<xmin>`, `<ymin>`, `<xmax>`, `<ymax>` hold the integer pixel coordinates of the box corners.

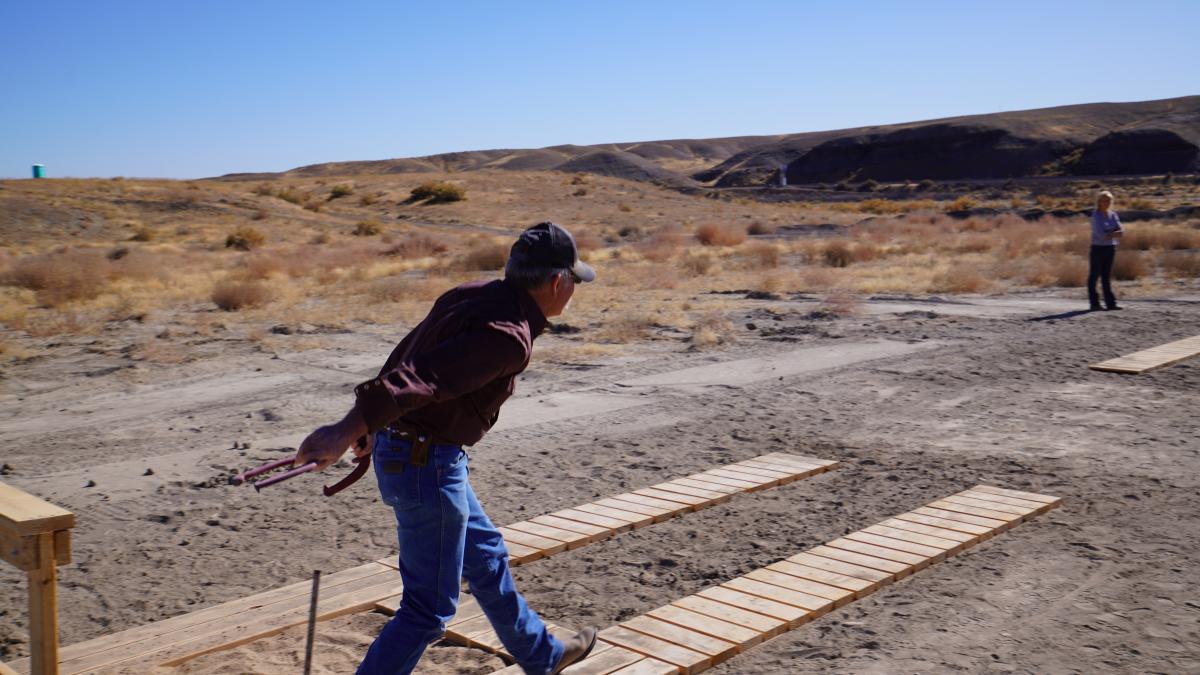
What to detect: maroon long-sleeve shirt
<box><xmin>352</xmin><ymin>279</ymin><xmax>547</xmax><ymax>446</ymax></box>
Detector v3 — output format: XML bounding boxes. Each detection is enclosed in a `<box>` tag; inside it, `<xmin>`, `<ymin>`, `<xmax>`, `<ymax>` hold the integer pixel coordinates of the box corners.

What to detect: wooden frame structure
<box><xmin>0</xmin><ymin>482</ymin><xmax>75</xmax><ymax>675</ymax></box>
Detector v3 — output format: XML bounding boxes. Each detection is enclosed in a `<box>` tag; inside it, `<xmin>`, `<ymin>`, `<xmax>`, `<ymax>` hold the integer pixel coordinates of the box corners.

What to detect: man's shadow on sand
<box><xmin>1028</xmin><ymin>309</ymin><xmax>1096</xmax><ymax>322</ymax></box>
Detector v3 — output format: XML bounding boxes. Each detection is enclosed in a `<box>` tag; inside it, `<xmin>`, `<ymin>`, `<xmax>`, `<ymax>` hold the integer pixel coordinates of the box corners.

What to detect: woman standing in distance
<box><xmin>1088</xmin><ymin>190</ymin><xmax>1124</xmax><ymax>311</ymax></box>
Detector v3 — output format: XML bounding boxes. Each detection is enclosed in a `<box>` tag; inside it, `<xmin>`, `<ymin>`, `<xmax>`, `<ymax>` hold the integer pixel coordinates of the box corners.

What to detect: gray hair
<box><xmin>504</xmin><ymin>259</ymin><xmax>569</xmax><ymax>290</ymax></box>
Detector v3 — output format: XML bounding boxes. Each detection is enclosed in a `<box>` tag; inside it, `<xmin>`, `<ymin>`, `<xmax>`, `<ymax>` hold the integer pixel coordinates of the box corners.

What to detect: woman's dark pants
<box><xmin>1088</xmin><ymin>245</ymin><xmax>1117</xmax><ymax>309</ymax></box>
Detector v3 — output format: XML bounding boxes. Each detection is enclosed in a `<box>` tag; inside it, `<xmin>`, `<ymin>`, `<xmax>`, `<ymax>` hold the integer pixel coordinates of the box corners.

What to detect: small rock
<box><xmin>270</xmin><ymin>324</ymin><xmax>293</xmax><ymax>335</ymax></box>
<box><xmin>85</xmin><ymin>479</ymin><xmax>96</xmax><ymax>488</ymax></box>
<box><xmin>0</xmin><ymin>463</ymin><xmax>14</xmax><ymax>475</ymax></box>
<box><xmin>143</xmin><ymin>468</ymin><xmax>155</xmax><ymax>476</ymax></box>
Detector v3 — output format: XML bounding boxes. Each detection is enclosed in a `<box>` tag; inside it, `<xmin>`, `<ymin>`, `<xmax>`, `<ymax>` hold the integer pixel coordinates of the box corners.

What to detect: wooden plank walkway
<box><xmin>493</xmin><ymin>484</ymin><xmax>1060</xmax><ymax>674</ymax></box>
<box><xmin>10</xmin><ymin>453</ymin><xmax>835</xmax><ymax>673</ymax></box>
<box><xmin>1089</xmin><ymin>335</ymin><xmax>1200</xmax><ymax>374</ymax></box>
<box><xmin>388</xmin><ymin>453</ymin><xmax>838</xmax><ymax>660</ymax></box>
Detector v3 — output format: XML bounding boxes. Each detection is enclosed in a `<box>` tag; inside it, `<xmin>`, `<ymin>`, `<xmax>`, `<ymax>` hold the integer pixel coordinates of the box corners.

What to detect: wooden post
<box><xmin>0</xmin><ymin>483</ymin><xmax>74</xmax><ymax>675</ymax></box>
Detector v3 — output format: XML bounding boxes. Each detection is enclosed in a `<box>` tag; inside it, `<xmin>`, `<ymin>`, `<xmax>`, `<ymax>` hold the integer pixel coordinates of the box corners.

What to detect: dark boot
<box><xmin>551</xmin><ymin>627</ymin><xmax>597</xmax><ymax>674</ymax></box>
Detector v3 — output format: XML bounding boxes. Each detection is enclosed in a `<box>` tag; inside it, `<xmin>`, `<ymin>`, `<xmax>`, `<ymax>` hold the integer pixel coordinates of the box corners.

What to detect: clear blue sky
<box><xmin>2</xmin><ymin>1</ymin><xmax>1197</xmax><ymax>179</ymax></box>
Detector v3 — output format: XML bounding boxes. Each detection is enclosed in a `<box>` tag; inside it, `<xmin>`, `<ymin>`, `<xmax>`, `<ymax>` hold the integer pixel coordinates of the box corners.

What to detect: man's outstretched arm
<box><xmin>295</xmin><ymin>328</ymin><xmax>526</xmax><ymax>470</ymax></box>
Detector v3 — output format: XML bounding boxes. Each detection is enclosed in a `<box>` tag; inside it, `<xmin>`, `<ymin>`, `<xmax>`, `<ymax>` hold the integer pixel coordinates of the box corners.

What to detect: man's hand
<box><xmin>297</xmin><ymin>409</ymin><xmax>369</xmax><ymax>471</ymax></box>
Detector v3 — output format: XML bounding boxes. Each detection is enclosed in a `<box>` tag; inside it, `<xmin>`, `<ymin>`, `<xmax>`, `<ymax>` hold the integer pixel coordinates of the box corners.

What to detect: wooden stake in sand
<box><xmin>304</xmin><ymin>570</ymin><xmax>321</xmax><ymax>675</ymax></box>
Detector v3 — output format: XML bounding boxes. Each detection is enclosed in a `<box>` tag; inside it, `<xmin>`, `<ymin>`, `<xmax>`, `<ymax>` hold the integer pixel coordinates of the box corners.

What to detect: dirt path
<box><xmin>2</xmin><ymin>291</ymin><xmax>1199</xmax><ymax>673</ymax></box>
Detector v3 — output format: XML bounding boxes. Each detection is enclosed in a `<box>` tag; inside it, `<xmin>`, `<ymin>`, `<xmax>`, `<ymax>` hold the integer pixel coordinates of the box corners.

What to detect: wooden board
<box><xmin>498</xmin><ymin>485</ymin><xmax>1061</xmax><ymax>675</ymax></box>
<box><xmin>1089</xmin><ymin>335</ymin><xmax>1200</xmax><ymax>373</ymax></box>
<box><xmin>0</xmin><ymin>482</ymin><xmax>75</xmax><ymax>536</ymax></box>
<box><xmin>599</xmin><ymin>626</ymin><xmax>711</xmax><ymax>674</ymax></box>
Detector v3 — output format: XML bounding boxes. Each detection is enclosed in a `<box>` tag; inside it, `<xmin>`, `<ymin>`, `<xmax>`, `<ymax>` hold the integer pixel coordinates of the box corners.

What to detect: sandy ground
<box><xmin>3</xmin><ymin>288</ymin><xmax>1200</xmax><ymax>674</ymax></box>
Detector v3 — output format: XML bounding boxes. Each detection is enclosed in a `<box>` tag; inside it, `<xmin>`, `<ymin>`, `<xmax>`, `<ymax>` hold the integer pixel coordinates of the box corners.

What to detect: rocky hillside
<box><xmin>219</xmin><ymin>96</ymin><xmax>1200</xmax><ymax>187</ymax></box>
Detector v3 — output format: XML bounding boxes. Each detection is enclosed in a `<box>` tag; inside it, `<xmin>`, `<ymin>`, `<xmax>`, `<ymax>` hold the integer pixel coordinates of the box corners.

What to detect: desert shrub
<box><xmin>359</xmin><ymin>192</ymin><xmax>381</xmax><ymax>206</ymax></box>
<box><xmin>746</xmin><ymin>221</ymin><xmax>774</xmax><ymax>235</ymax></box>
<box><xmin>328</xmin><ymin>184</ymin><xmax>354</xmax><ymax>200</ymax></box>
<box><xmin>741</xmin><ymin>241</ymin><xmax>781</xmax><ymax>269</ymax></box>
<box><xmin>410</xmin><ymin>181</ymin><xmax>465</xmax><ymax>204</ymax></box>
<box><xmin>460</xmin><ymin>241</ymin><xmax>508</xmax><ymax>270</ymax></box>
<box><xmin>1112</xmin><ymin>250</ymin><xmax>1147</xmax><ymax>280</ymax></box>
<box><xmin>636</xmin><ymin>228</ymin><xmax>686</xmax><ymax>262</ymax></box>
<box><xmin>573</xmin><ymin>231</ymin><xmax>604</xmax><ymax>253</ymax></box>
<box><xmin>253</xmin><ymin>184</ymin><xmax>274</xmax><ymax>196</ymax></box>
<box><xmin>694</xmin><ymin>222</ymin><xmax>747</xmax><ymax>247</ymax></box>
<box><xmin>596</xmin><ymin>313</ymin><xmax>659</xmax><ymax>343</ymax></box>
<box><xmin>822</xmin><ymin>240</ymin><xmax>854</xmax><ymax>267</ymax></box>
<box><xmin>3</xmin><ymin>249</ymin><xmax>110</xmax><ymax>306</ymax></box>
<box><xmin>572</xmin><ymin>187</ymin><xmax>588</xmax><ymax>197</ymax></box>
<box><xmin>241</xmin><ymin>252</ymin><xmax>286</xmax><ymax>279</ymax></box>
<box><xmin>211</xmin><ymin>279</ymin><xmax>273</xmax><ymax>311</ymax></box>
<box><xmin>251</xmin><ymin>208</ymin><xmax>269</xmax><ymax>221</ymax></box>
<box><xmin>944</xmin><ymin>196</ymin><xmax>978</xmax><ymax>212</ymax></box>
<box><xmin>916</xmin><ymin>179</ymin><xmax>936</xmax><ymax>191</ymax></box>
<box><xmin>384</xmin><ymin>233</ymin><xmax>450</xmax><ymax>258</ymax></box>
<box><xmin>5</xmin><ymin>248</ymin><xmax>110</xmax><ymax>306</ymax></box>
<box><xmin>931</xmin><ymin>265</ymin><xmax>990</xmax><ymax>293</ymax></box>
<box><xmin>111</xmin><ymin>249</ymin><xmax>168</xmax><ymax>282</ymax></box>
<box><xmin>1122</xmin><ymin>227</ymin><xmax>1200</xmax><ymax>251</ymax></box>
<box><xmin>1126</xmin><ymin>197</ymin><xmax>1154</xmax><ymax>210</ymax></box>
<box><xmin>353</xmin><ymin>220</ymin><xmax>382</xmax><ymax>236</ymax></box>
<box><xmin>273</xmin><ymin>187</ymin><xmax>306</xmax><ymax>205</ymax></box>
<box><xmin>1161</xmin><ymin>251</ymin><xmax>1200</xmax><ymax>278</ymax></box>
<box><xmin>857</xmin><ymin>179</ymin><xmax>879</xmax><ymax>192</ymax></box>
<box><xmin>689</xmin><ymin>313</ymin><xmax>735</xmax><ymax>348</ymax></box>
<box><xmin>617</xmin><ymin>203</ymin><xmax>633</xmax><ymax>213</ymax></box>
<box><xmin>129</xmin><ymin>227</ymin><xmax>155</xmax><ymax>242</ymax></box>
<box><xmin>368</xmin><ymin>276</ymin><xmax>418</xmax><ymax>303</ymax></box>
<box><xmin>304</xmin><ymin>202</ymin><xmax>324</xmax><ymax>212</ymax></box>
<box><xmin>679</xmin><ymin>252</ymin><xmax>715</xmax><ymax>276</ymax></box>
<box><xmin>226</xmin><ymin>226</ymin><xmax>266</xmax><ymax>251</ymax></box>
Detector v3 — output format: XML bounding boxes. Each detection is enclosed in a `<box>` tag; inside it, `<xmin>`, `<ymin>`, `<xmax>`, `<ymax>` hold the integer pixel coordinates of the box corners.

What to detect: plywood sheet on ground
<box><xmin>1089</xmin><ymin>335</ymin><xmax>1200</xmax><ymax>373</ymax></box>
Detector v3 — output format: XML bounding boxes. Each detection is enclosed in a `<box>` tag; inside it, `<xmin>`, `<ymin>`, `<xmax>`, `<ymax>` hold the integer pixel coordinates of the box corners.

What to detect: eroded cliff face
<box><xmin>782</xmin><ymin>123</ymin><xmax>1073</xmax><ymax>183</ymax></box>
<box><xmin>1075</xmin><ymin>126</ymin><xmax>1200</xmax><ymax>175</ymax></box>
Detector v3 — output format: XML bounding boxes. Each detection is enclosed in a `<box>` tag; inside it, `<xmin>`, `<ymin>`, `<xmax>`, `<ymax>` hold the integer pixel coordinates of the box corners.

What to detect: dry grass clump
<box><xmin>679</xmin><ymin>252</ymin><xmax>715</xmax><ymax>276</ymax></box>
<box><xmin>595</xmin><ymin>312</ymin><xmax>659</xmax><ymax>343</ymax></box>
<box><xmin>211</xmin><ymin>278</ymin><xmax>273</xmax><ymax>311</ymax></box>
<box><xmin>366</xmin><ymin>275</ymin><xmax>438</xmax><ymax>303</ymax></box>
<box><xmin>240</xmin><ymin>252</ymin><xmax>287</xmax><ymax>279</ymax></box>
<box><xmin>1112</xmin><ymin>251</ymin><xmax>1148</xmax><ymax>281</ymax></box>
<box><xmin>695</xmin><ymin>222</ymin><xmax>747</xmax><ymax>247</ymax></box>
<box><xmin>944</xmin><ymin>196</ymin><xmax>978</xmax><ymax>211</ymax></box>
<box><xmin>409</xmin><ymin>181</ymin><xmax>465</xmax><ymax>204</ymax></box>
<box><xmin>931</xmin><ymin>265</ymin><xmax>991</xmax><ymax>293</ymax></box>
<box><xmin>328</xmin><ymin>184</ymin><xmax>354</xmax><ymax>200</ymax></box>
<box><xmin>384</xmin><ymin>233</ymin><xmax>450</xmax><ymax>259</ymax></box>
<box><xmin>689</xmin><ymin>313</ymin><xmax>735</xmax><ymax>348</ymax></box>
<box><xmin>2</xmin><ymin>248</ymin><xmax>110</xmax><ymax>306</ymax></box>
<box><xmin>635</xmin><ymin>228</ymin><xmax>687</xmax><ymax>263</ymax></box>
<box><xmin>1121</xmin><ymin>226</ymin><xmax>1200</xmax><ymax>251</ymax></box>
<box><xmin>1161</xmin><ymin>251</ymin><xmax>1200</xmax><ymax>278</ymax></box>
<box><xmin>226</xmin><ymin>226</ymin><xmax>266</xmax><ymax>251</ymax></box>
<box><xmin>819</xmin><ymin>239</ymin><xmax>879</xmax><ymax>267</ymax></box>
<box><xmin>460</xmin><ymin>241</ymin><xmax>508</xmax><ymax>271</ymax></box>
<box><xmin>740</xmin><ymin>241</ymin><xmax>781</xmax><ymax>269</ymax></box>
<box><xmin>353</xmin><ymin>220</ymin><xmax>382</xmax><ymax>236</ymax></box>
<box><xmin>573</xmin><ymin>231</ymin><xmax>604</xmax><ymax>253</ymax></box>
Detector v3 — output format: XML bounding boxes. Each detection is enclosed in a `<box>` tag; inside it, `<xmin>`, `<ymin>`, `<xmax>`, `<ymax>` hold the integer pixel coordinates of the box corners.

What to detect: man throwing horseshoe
<box><xmin>296</xmin><ymin>222</ymin><xmax>598</xmax><ymax>674</ymax></box>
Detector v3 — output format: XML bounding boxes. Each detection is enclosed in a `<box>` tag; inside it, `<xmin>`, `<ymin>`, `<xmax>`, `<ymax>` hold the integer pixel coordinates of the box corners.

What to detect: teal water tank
<box><xmin>32</xmin><ymin>164</ymin><xmax>45</xmax><ymax>178</ymax></box>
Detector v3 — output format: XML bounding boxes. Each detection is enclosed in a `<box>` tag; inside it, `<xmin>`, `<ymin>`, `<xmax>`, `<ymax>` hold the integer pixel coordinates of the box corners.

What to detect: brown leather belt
<box><xmin>384</xmin><ymin>423</ymin><xmax>454</xmax><ymax>468</ymax></box>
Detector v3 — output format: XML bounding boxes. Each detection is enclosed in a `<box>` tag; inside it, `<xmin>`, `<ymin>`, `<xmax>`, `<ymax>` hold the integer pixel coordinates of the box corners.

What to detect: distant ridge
<box><xmin>218</xmin><ymin>96</ymin><xmax>1200</xmax><ymax>187</ymax></box>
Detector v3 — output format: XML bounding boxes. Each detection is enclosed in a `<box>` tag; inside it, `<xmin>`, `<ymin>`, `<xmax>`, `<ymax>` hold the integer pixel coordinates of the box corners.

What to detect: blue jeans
<box><xmin>357</xmin><ymin>434</ymin><xmax>564</xmax><ymax>675</ymax></box>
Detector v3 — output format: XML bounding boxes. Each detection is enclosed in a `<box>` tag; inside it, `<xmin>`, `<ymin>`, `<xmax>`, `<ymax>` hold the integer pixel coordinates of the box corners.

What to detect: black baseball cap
<box><xmin>508</xmin><ymin>222</ymin><xmax>596</xmax><ymax>282</ymax></box>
